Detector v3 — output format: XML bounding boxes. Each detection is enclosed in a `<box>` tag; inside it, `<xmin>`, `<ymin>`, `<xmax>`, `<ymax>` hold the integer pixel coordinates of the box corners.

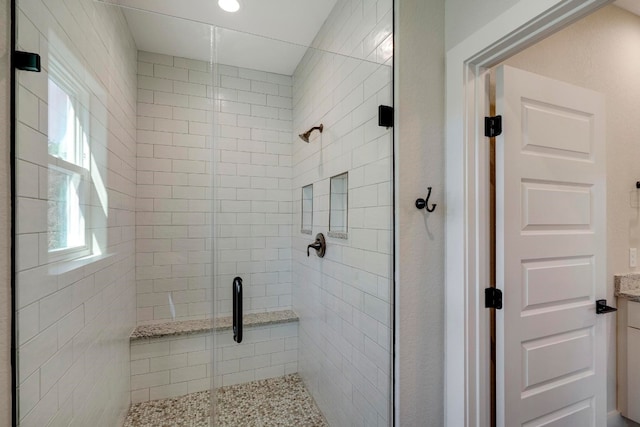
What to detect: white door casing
<box><xmin>495</xmin><ymin>65</ymin><xmax>606</xmax><ymax>426</ymax></box>
<box><xmin>444</xmin><ymin>1</ymin><xmax>612</xmax><ymax>425</ymax></box>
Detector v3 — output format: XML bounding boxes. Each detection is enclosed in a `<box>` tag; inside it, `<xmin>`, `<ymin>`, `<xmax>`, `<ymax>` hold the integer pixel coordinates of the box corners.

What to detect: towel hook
<box><xmin>415</xmin><ymin>187</ymin><xmax>437</xmax><ymax>213</ymax></box>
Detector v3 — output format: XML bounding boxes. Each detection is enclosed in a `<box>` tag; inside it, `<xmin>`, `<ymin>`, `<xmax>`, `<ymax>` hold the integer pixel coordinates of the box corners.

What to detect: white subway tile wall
<box><xmin>15</xmin><ymin>0</ymin><xmax>137</xmax><ymax>425</ymax></box>
<box><xmin>213</xmin><ymin>64</ymin><xmax>294</xmax><ymax>318</ymax></box>
<box><xmin>136</xmin><ymin>55</ymin><xmax>294</xmax><ymax>324</ymax></box>
<box><xmin>130</xmin><ymin>323</ymin><xmax>298</xmax><ymax>403</ymax></box>
<box><xmin>135</xmin><ymin>52</ymin><xmax>214</xmax><ymax>325</ymax></box>
<box><xmin>292</xmin><ymin>0</ymin><xmax>393</xmax><ymax>426</ymax></box>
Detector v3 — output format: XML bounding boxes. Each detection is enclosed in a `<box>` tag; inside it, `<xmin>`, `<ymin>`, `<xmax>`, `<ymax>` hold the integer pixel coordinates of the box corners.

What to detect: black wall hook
<box><xmin>416</xmin><ymin>187</ymin><xmax>437</xmax><ymax>213</ymax></box>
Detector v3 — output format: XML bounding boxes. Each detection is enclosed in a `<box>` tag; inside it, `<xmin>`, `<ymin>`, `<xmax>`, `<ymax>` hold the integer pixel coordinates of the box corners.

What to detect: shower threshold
<box><xmin>124</xmin><ymin>373</ymin><xmax>328</xmax><ymax>427</ymax></box>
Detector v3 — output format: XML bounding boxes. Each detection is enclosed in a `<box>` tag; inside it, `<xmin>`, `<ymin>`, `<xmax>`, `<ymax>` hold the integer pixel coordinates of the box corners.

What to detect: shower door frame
<box><xmin>7</xmin><ymin>1</ymin><xmax>399</xmax><ymax>425</ymax></box>
<box><xmin>10</xmin><ymin>0</ymin><xmax>18</xmax><ymax>424</ymax></box>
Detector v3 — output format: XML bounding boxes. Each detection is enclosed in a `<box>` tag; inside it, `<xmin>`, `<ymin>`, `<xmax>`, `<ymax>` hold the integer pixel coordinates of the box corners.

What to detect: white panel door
<box><xmin>495</xmin><ymin>65</ymin><xmax>606</xmax><ymax>427</ymax></box>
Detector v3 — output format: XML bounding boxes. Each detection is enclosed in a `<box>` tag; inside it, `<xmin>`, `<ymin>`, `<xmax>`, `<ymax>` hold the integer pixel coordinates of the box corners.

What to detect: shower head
<box><xmin>299</xmin><ymin>124</ymin><xmax>324</xmax><ymax>142</ymax></box>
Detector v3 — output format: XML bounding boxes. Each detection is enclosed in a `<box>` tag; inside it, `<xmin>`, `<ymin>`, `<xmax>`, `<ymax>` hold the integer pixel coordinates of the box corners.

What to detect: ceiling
<box><xmin>113</xmin><ymin>0</ymin><xmax>637</xmax><ymax>75</ymax></box>
<box><xmin>616</xmin><ymin>0</ymin><xmax>640</xmax><ymax>16</ymax></box>
<box><xmin>103</xmin><ymin>0</ymin><xmax>338</xmax><ymax>75</ymax></box>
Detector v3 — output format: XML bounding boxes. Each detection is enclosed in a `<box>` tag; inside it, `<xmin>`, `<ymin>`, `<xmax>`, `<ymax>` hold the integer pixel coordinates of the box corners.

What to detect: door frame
<box><xmin>444</xmin><ymin>1</ymin><xmax>612</xmax><ymax>426</ymax></box>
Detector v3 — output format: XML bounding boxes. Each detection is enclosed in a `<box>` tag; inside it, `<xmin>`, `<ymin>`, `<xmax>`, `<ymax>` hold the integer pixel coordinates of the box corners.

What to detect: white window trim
<box><xmin>47</xmin><ymin>56</ymin><xmax>92</xmax><ymax>263</ymax></box>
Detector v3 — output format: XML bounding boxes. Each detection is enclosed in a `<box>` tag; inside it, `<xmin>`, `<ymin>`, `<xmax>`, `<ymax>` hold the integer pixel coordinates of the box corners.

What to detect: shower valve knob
<box><xmin>307</xmin><ymin>233</ymin><xmax>326</xmax><ymax>258</ymax></box>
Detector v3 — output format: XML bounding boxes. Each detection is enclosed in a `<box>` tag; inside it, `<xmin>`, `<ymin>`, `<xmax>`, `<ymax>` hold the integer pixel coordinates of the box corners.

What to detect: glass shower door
<box><xmin>211</xmin><ymin>19</ymin><xmax>394</xmax><ymax>427</ymax></box>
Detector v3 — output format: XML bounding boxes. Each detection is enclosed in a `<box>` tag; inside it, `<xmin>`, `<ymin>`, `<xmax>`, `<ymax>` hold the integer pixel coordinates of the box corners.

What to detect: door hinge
<box><xmin>378</xmin><ymin>105</ymin><xmax>394</xmax><ymax>128</ymax></box>
<box><xmin>15</xmin><ymin>51</ymin><xmax>41</xmax><ymax>72</ymax></box>
<box><xmin>484</xmin><ymin>115</ymin><xmax>502</xmax><ymax>137</ymax></box>
<box><xmin>485</xmin><ymin>288</ymin><xmax>503</xmax><ymax>310</ymax></box>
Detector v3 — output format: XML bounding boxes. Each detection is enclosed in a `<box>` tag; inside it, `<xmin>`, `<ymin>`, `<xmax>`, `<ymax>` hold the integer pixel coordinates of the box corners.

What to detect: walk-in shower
<box><xmin>12</xmin><ymin>0</ymin><xmax>394</xmax><ymax>425</ymax></box>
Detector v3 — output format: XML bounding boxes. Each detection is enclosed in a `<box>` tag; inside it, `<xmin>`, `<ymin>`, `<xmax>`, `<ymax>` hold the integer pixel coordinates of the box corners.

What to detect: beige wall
<box><xmin>396</xmin><ymin>0</ymin><xmax>445</xmax><ymax>425</ymax></box>
<box><xmin>445</xmin><ymin>0</ymin><xmax>522</xmax><ymax>49</ymax></box>
<box><xmin>0</xmin><ymin>0</ymin><xmax>11</xmax><ymax>423</ymax></box>
<box><xmin>502</xmin><ymin>4</ymin><xmax>640</xmax><ymax>414</ymax></box>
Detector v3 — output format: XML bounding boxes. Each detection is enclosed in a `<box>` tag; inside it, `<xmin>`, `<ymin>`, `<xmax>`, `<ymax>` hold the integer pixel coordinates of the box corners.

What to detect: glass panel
<box><xmin>301</xmin><ymin>184</ymin><xmax>313</xmax><ymax>234</ymax></box>
<box><xmin>290</xmin><ymin>48</ymin><xmax>393</xmax><ymax>427</ymax></box>
<box><xmin>14</xmin><ymin>1</ymin><xmax>212</xmax><ymax>426</ymax></box>
<box><xmin>329</xmin><ymin>173</ymin><xmax>348</xmax><ymax>236</ymax></box>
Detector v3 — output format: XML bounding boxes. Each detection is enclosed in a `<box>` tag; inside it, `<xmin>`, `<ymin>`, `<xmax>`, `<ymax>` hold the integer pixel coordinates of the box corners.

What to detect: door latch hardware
<box><xmin>596</xmin><ymin>299</ymin><xmax>617</xmax><ymax>314</ymax></box>
<box><xmin>485</xmin><ymin>115</ymin><xmax>502</xmax><ymax>137</ymax></box>
<box><xmin>485</xmin><ymin>288</ymin><xmax>503</xmax><ymax>310</ymax></box>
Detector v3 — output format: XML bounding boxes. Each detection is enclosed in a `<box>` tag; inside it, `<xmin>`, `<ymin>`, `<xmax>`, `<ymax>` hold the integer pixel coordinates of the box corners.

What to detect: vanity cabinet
<box><xmin>618</xmin><ymin>299</ymin><xmax>640</xmax><ymax>423</ymax></box>
<box><xmin>628</xmin><ymin>327</ymin><xmax>640</xmax><ymax>422</ymax></box>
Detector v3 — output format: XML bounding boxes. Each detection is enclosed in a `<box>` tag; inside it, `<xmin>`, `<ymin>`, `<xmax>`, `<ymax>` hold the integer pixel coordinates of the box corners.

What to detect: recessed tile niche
<box><xmin>329</xmin><ymin>172</ymin><xmax>348</xmax><ymax>238</ymax></box>
<box><xmin>301</xmin><ymin>184</ymin><xmax>313</xmax><ymax>234</ymax></box>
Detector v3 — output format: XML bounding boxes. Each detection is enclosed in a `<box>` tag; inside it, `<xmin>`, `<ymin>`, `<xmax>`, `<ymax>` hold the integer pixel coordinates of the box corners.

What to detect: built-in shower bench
<box><xmin>128</xmin><ymin>310</ymin><xmax>300</xmax><ymax>403</ymax></box>
<box><xmin>130</xmin><ymin>310</ymin><xmax>299</xmax><ymax>341</ymax></box>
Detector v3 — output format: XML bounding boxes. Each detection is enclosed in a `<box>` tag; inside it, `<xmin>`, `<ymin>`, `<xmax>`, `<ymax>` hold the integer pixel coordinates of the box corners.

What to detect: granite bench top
<box><xmin>615</xmin><ymin>273</ymin><xmax>640</xmax><ymax>303</ymax></box>
<box><xmin>130</xmin><ymin>309</ymin><xmax>298</xmax><ymax>341</ymax></box>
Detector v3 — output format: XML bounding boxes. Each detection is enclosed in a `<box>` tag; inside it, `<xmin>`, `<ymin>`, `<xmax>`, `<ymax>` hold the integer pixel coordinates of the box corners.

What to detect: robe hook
<box><xmin>415</xmin><ymin>187</ymin><xmax>437</xmax><ymax>212</ymax></box>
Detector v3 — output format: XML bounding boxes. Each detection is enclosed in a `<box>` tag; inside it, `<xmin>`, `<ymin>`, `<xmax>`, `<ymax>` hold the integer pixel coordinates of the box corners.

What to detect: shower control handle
<box><xmin>307</xmin><ymin>241</ymin><xmax>322</xmax><ymax>254</ymax></box>
<box><xmin>307</xmin><ymin>233</ymin><xmax>326</xmax><ymax>258</ymax></box>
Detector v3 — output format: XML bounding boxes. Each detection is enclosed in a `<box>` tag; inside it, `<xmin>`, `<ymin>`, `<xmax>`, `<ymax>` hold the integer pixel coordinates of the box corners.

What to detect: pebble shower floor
<box><xmin>124</xmin><ymin>374</ymin><xmax>328</xmax><ymax>426</ymax></box>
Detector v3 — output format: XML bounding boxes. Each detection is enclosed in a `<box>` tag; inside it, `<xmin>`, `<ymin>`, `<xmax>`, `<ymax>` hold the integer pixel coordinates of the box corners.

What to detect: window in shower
<box><xmin>329</xmin><ymin>172</ymin><xmax>348</xmax><ymax>238</ymax></box>
<box><xmin>47</xmin><ymin>60</ymin><xmax>90</xmax><ymax>261</ymax></box>
<box><xmin>302</xmin><ymin>184</ymin><xmax>313</xmax><ymax>234</ymax></box>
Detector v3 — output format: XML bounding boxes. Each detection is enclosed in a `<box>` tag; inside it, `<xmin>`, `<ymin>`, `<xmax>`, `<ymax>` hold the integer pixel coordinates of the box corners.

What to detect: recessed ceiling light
<box><xmin>218</xmin><ymin>0</ymin><xmax>240</xmax><ymax>13</ymax></box>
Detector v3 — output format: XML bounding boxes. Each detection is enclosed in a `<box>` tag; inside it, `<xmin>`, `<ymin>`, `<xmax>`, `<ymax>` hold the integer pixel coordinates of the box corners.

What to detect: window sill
<box><xmin>327</xmin><ymin>231</ymin><xmax>348</xmax><ymax>240</ymax></box>
<box><xmin>48</xmin><ymin>252</ymin><xmax>117</xmax><ymax>277</ymax></box>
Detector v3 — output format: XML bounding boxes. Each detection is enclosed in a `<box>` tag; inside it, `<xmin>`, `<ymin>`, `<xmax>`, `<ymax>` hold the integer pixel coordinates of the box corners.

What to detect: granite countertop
<box><xmin>131</xmin><ymin>309</ymin><xmax>299</xmax><ymax>341</ymax></box>
<box><xmin>614</xmin><ymin>273</ymin><xmax>640</xmax><ymax>302</ymax></box>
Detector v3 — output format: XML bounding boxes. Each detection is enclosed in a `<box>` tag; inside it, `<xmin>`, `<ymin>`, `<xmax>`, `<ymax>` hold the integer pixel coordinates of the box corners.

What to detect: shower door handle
<box><xmin>233</xmin><ymin>277</ymin><xmax>243</xmax><ymax>343</ymax></box>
